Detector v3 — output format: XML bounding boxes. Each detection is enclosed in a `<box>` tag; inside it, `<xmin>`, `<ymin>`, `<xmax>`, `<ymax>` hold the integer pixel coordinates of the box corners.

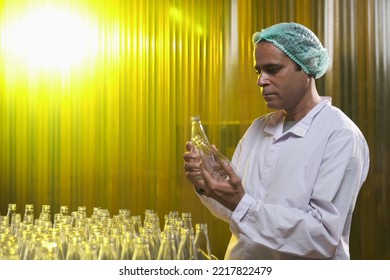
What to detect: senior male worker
<box><xmin>183</xmin><ymin>22</ymin><xmax>370</xmax><ymax>259</ymax></box>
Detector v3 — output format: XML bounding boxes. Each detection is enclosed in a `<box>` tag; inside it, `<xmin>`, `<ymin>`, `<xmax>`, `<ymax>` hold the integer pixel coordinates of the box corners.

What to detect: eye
<box><xmin>266</xmin><ymin>66</ymin><xmax>282</xmax><ymax>75</ymax></box>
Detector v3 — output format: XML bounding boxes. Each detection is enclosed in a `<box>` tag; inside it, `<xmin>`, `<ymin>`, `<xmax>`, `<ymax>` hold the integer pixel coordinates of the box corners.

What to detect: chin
<box><xmin>265</xmin><ymin>102</ymin><xmax>280</xmax><ymax>110</ymax></box>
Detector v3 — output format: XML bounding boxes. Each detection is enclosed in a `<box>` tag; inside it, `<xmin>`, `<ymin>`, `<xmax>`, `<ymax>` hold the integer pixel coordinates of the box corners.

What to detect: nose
<box><xmin>257</xmin><ymin>72</ymin><xmax>269</xmax><ymax>87</ymax></box>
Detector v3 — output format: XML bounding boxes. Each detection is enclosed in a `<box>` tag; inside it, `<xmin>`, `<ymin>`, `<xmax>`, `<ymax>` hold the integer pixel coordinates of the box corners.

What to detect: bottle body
<box><xmin>6</xmin><ymin>203</ymin><xmax>17</xmax><ymax>226</ymax></box>
<box><xmin>190</xmin><ymin>116</ymin><xmax>229</xmax><ymax>181</ymax></box>
<box><xmin>194</xmin><ymin>223</ymin><xmax>212</xmax><ymax>260</ymax></box>
<box><xmin>176</xmin><ymin>228</ymin><xmax>197</xmax><ymax>260</ymax></box>
<box><xmin>23</xmin><ymin>204</ymin><xmax>35</xmax><ymax>225</ymax></box>
<box><xmin>190</xmin><ymin>115</ymin><xmax>210</xmax><ymax>145</ymax></box>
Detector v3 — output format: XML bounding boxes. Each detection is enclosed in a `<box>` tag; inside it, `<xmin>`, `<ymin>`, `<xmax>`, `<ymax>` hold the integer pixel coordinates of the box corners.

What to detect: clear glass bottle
<box><xmin>131</xmin><ymin>215</ymin><xmax>143</xmax><ymax>236</ymax></box>
<box><xmin>194</xmin><ymin>223</ymin><xmax>212</xmax><ymax>260</ymax></box>
<box><xmin>191</xmin><ymin>115</ymin><xmax>210</xmax><ymax>145</ymax></box>
<box><xmin>132</xmin><ymin>236</ymin><xmax>151</xmax><ymax>260</ymax></box>
<box><xmin>39</xmin><ymin>204</ymin><xmax>51</xmax><ymax>222</ymax></box>
<box><xmin>78</xmin><ymin>206</ymin><xmax>87</xmax><ymax>220</ymax></box>
<box><xmin>98</xmin><ymin>236</ymin><xmax>117</xmax><ymax>260</ymax></box>
<box><xmin>176</xmin><ymin>227</ymin><xmax>197</xmax><ymax>260</ymax></box>
<box><xmin>49</xmin><ymin>228</ymin><xmax>65</xmax><ymax>260</ymax></box>
<box><xmin>66</xmin><ymin>234</ymin><xmax>82</xmax><ymax>260</ymax></box>
<box><xmin>79</xmin><ymin>241</ymin><xmax>98</xmax><ymax>260</ymax></box>
<box><xmin>60</xmin><ymin>205</ymin><xmax>69</xmax><ymax>216</ymax></box>
<box><xmin>181</xmin><ymin>212</ymin><xmax>193</xmax><ymax>234</ymax></box>
<box><xmin>6</xmin><ymin>203</ymin><xmax>17</xmax><ymax>226</ymax></box>
<box><xmin>10</xmin><ymin>213</ymin><xmax>21</xmax><ymax>235</ymax></box>
<box><xmin>157</xmin><ymin>228</ymin><xmax>177</xmax><ymax>260</ymax></box>
<box><xmin>38</xmin><ymin>240</ymin><xmax>59</xmax><ymax>260</ymax></box>
<box><xmin>120</xmin><ymin>231</ymin><xmax>135</xmax><ymax>260</ymax></box>
<box><xmin>190</xmin><ymin>115</ymin><xmax>229</xmax><ymax>182</ymax></box>
<box><xmin>23</xmin><ymin>204</ymin><xmax>35</xmax><ymax>225</ymax></box>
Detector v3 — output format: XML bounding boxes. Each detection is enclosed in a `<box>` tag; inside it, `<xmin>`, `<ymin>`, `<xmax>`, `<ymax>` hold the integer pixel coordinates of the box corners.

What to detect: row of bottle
<box><xmin>0</xmin><ymin>203</ymin><xmax>215</xmax><ymax>260</ymax></box>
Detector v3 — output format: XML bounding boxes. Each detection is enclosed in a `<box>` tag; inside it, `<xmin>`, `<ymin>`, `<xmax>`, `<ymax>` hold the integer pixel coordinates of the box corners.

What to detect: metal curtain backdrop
<box><xmin>0</xmin><ymin>0</ymin><xmax>388</xmax><ymax>259</ymax></box>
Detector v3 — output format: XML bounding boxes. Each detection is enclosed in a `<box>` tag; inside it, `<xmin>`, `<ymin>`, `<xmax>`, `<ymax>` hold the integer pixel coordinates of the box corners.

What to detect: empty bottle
<box><xmin>176</xmin><ymin>227</ymin><xmax>197</xmax><ymax>260</ymax></box>
<box><xmin>190</xmin><ymin>116</ymin><xmax>229</xmax><ymax>182</ymax></box>
<box><xmin>194</xmin><ymin>223</ymin><xmax>212</xmax><ymax>260</ymax></box>
<box><xmin>6</xmin><ymin>203</ymin><xmax>17</xmax><ymax>226</ymax></box>
<box><xmin>23</xmin><ymin>204</ymin><xmax>35</xmax><ymax>225</ymax></box>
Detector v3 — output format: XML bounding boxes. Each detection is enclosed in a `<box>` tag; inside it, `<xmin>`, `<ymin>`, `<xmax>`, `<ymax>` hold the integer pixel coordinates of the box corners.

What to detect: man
<box><xmin>183</xmin><ymin>22</ymin><xmax>370</xmax><ymax>259</ymax></box>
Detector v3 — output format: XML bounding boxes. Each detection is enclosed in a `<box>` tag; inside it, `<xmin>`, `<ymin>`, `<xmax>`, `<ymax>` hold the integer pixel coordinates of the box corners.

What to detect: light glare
<box><xmin>4</xmin><ymin>6</ymin><xmax>98</xmax><ymax>69</ymax></box>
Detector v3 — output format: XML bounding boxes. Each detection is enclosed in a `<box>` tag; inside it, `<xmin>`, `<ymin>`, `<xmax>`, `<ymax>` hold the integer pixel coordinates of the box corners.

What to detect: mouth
<box><xmin>262</xmin><ymin>92</ymin><xmax>277</xmax><ymax>100</ymax></box>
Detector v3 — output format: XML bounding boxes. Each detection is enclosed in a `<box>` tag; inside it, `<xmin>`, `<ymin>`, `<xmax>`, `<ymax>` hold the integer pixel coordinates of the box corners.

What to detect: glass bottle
<box><xmin>98</xmin><ymin>236</ymin><xmax>117</xmax><ymax>260</ymax></box>
<box><xmin>157</xmin><ymin>228</ymin><xmax>177</xmax><ymax>260</ymax></box>
<box><xmin>132</xmin><ymin>236</ymin><xmax>151</xmax><ymax>260</ymax></box>
<box><xmin>144</xmin><ymin>209</ymin><xmax>161</xmax><ymax>260</ymax></box>
<box><xmin>49</xmin><ymin>228</ymin><xmax>65</xmax><ymax>260</ymax></box>
<box><xmin>120</xmin><ymin>231</ymin><xmax>135</xmax><ymax>260</ymax></box>
<box><xmin>191</xmin><ymin>115</ymin><xmax>210</xmax><ymax>145</ymax></box>
<box><xmin>38</xmin><ymin>240</ymin><xmax>59</xmax><ymax>260</ymax></box>
<box><xmin>190</xmin><ymin>116</ymin><xmax>229</xmax><ymax>182</ymax></box>
<box><xmin>176</xmin><ymin>227</ymin><xmax>197</xmax><ymax>260</ymax></box>
<box><xmin>10</xmin><ymin>213</ymin><xmax>21</xmax><ymax>235</ymax></box>
<box><xmin>118</xmin><ymin>209</ymin><xmax>131</xmax><ymax>221</ymax></box>
<box><xmin>60</xmin><ymin>205</ymin><xmax>69</xmax><ymax>216</ymax></box>
<box><xmin>80</xmin><ymin>241</ymin><xmax>98</xmax><ymax>260</ymax></box>
<box><xmin>163</xmin><ymin>211</ymin><xmax>181</xmax><ymax>250</ymax></box>
<box><xmin>66</xmin><ymin>234</ymin><xmax>82</xmax><ymax>260</ymax></box>
<box><xmin>6</xmin><ymin>203</ymin><xmax>17</xmax><ymax>226</ymax></box>
<box><xmin>23</xmin><ymin>204</ymin><xmax>35</xmax><ymax>225</ymax></box>
<box><xmin>78</xmin><ymin>206</ymin><xmax>87</xmax><ymax>220</ymax></box>
<box><xmin>193</xmin><ymin>223</ymin><xmax>212</xmax><ymax>260</ymax></box>
<box><xmin>18</xmin><ymin>229</ymin><xmax>31</xmax><ymax>260</ymax></box>
<box><xmin>21</xmin><ymin>231</ymin><xmax>37</xmax><ymax>260</ymax></box>
<box><xmin>131</xmin><ymin>215</ymin><xmax>143</xmax><ymax>236</ymax></box>
<box><xmin>39</xmin><ymin>205</ymin><xmax>51</xmax><ymax>222</ymax></box>
<box><xmin>181</xmin><ymin>212</ymin><xmax>193</xmax><ymax>232</ymax></box>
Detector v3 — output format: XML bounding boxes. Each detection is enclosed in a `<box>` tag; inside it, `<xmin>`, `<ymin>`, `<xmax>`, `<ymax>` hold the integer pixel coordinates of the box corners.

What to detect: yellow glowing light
<box><xmin>169</xmin><ymin>7</ymin><xmax>204</xmax><ymax>36</ymax></box>
<box><xmin>3</xmin><ymin>6</ymin><xmax>99</xmax><ymax>69</ymax></box>
<box><xmin>169</xmin><ymin>7</ymin><xmax>183</xmax><ymax>22</ymax></box>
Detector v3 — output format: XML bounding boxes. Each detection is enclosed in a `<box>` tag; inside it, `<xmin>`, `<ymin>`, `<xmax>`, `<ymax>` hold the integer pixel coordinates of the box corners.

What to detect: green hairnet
<box><xmin>252</xmin><ymin>22</ymin><xmax>329</xmax><ymax>79</ymax></box>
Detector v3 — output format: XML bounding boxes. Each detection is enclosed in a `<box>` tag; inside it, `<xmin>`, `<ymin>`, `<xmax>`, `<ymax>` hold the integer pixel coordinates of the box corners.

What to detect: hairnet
<box><xmin>252</xmin><ymin>22</ymin><xmax>330</xmax><ymax>79</ymax></box>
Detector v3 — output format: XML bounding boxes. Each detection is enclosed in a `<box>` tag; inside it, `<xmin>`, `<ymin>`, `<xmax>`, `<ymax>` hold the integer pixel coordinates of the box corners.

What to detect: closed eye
<box><xmin>254</xmin><ymin>64</ymin><xmax>283</xmax><ymax>76</ymax></box>
<box><xmin>265</xmin><ymin>66</ymin><xmax>282</xmax><ymax>75</ymax></box>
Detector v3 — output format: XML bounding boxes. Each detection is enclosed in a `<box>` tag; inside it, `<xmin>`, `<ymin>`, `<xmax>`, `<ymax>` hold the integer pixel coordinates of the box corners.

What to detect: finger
<box><xmin>183</xmin><ymin>148</ymin><xmax>201</xmax><ymax>161</ymax></box>
<box><xmin>199</xmin><ymin>160</ymin><xmax>216</xmax><ymax>187</ymax></box>
<box><xmin>184</xmin><ymin>162</ymin><xmax>200</xmax><ymax>172</ymax></box>
<box><xmin>184</xmin><ymin>142</ymin><xmax>201</xmax><ymax>162</ymax></box>
<box><xmin>186</xmin><ymin>141</ymin><xmax>196</xmax><ymax>152</ymax></box>
<box><xmin>185</xmin><ymin>168</ymin><xmax>202</xmax><ymax>177</ymax></box>
<box><xmin>183</xmin><ymin>151</ymin><xmax>199</xmax><ymax>162</ymax></box>
<box><xmin>184</xmin><ymin>170</ymin><xmax>205</xmax><ymax>188</ymax></box>
<box><xmin>220</xmin><ymin>161</ymin><xmax>240</xmax><ymax>183</ymax></box>
<box><xmin>185</xmin><ymin>172</ymin><xmax>203</xmax><ymax>181</ymax></box>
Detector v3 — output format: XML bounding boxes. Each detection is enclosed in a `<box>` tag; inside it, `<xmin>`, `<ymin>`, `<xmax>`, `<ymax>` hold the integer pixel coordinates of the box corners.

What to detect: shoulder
<box><xmin>318</xmin><ymin>105</ymin><xmax>368</xmax><ymax>146</ymax></box>
<box><xmin>321</xmin><ymin>105</ymin><xmax>362</xmax><ymax>132</ymax></box>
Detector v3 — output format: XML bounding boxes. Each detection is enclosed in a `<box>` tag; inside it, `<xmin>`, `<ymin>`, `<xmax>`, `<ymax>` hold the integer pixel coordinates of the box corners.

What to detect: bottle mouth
<box><xmin>190</xmin><ymin>115</ymin><xmax>201</xmax><ymax>122</ymax></box>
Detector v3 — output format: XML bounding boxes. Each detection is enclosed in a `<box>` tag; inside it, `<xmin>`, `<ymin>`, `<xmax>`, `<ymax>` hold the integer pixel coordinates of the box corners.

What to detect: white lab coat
<box><xmin>197</xmin><ymin>97</ymin><xmax>370</xmax><ymax>259</ymax></box>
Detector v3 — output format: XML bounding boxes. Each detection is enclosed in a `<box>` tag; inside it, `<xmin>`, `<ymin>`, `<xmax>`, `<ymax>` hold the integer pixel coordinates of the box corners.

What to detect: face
<box><xmin>254</xmin><ymin>41</ymin><xmax>311</xmax><ymax>112</ymax></box>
